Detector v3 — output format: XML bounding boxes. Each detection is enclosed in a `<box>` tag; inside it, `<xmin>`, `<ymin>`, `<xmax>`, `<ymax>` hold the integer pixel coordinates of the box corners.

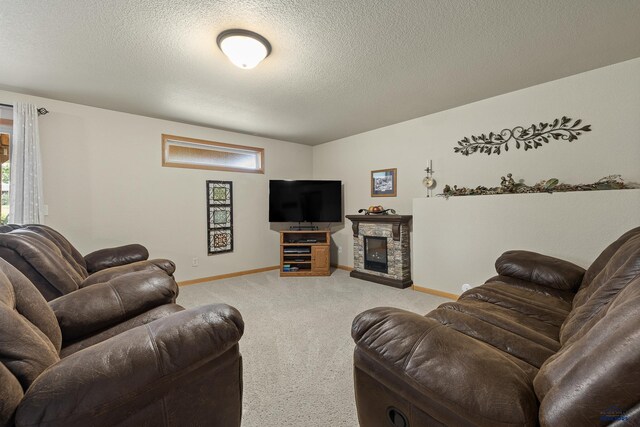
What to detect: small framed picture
<box><xmin>371</xmin><ymin>168</ymin><xmax>397</xmax><ymax>197</ymax></box>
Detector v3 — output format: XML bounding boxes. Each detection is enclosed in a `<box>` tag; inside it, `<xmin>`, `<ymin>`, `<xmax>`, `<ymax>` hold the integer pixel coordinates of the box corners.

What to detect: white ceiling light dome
<box><xmin>217</xmin><ymin>29</ymin><xmax>272</xmax><ymax>70</ymax></box>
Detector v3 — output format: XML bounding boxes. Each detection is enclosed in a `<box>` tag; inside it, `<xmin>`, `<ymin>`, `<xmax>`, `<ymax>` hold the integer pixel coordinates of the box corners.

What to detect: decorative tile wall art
<box><xmin>207</xmin><ymin>181</ymin><xmax>233</xmax><ymax>254</ymax></box>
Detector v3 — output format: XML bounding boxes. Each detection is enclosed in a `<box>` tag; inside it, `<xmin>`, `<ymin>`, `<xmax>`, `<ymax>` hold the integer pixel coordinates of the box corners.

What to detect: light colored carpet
<box><xmin>177</xmin><ymin>269</ymin><xmax>449</xmax><ymax>427</ymax></box>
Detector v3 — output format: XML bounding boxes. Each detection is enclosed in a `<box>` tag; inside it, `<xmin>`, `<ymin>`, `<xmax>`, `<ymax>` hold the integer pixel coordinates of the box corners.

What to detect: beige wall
<box><xmin>0</xmin><ymin>89</ymin><xmax>313</xmax><ymax>281</ymax></box>
<box><xmin>413</xmin><ymin>190</ymin><xmax>640</xmax><ymax>295</ymax></box>
<box><xmin>313</xmin><ymin>58</ymin><xmax>640</xmax><ymax>278</ymax></box>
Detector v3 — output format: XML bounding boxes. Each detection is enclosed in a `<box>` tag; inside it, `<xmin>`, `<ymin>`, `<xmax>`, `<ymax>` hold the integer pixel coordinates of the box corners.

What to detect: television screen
<box><xmin>269</xmin><ymin>180</ymin><xmax>342</xmax><ymax>223</ymax></box>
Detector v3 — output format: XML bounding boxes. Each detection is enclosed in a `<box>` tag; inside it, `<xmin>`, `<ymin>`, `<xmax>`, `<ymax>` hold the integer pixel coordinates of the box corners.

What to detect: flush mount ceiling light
<box><xmin>216</xmin><ymin>29</ymin><xmax>272</xmax><ymax>69</ymax></box>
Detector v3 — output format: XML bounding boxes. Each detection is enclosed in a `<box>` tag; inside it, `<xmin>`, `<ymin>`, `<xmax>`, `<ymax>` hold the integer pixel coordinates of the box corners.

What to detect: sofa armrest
<box><xmin>80</xmin><ymin>259</ymin><xmax>176</xmax><ymax>288</ymax></box>
<box><xmin>84</xmin><ymin>244</ymin><xmax>149</xmax><ymax>274</ymax></box>
<box><xmin>495</xmin><ymin>250</ymin><xmax>585</xmax><ymax>292</ymax></box>
<box><xmin>15</xmin><ymin>305</ymin><xmax>244</xmax><ymax>427</ymax></box>
<box><xmin>49</xmin><ymin>270</ymin><xmax>178</xmax><ymax>343</ymax></box>
<box><xmin>352</xmin><ymin>307</ymin><xmax>539</xmax><ymax>426</ymax></box>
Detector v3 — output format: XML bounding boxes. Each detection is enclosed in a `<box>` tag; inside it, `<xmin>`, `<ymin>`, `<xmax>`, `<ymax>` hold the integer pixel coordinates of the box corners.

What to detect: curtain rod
<box><xmin>0</xmin><ymin>103</ymin><xmax>49</xmax><ymax>116</ymax></box>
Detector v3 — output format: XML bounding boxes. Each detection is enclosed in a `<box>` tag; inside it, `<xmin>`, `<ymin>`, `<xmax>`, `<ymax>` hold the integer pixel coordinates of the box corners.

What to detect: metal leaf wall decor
<box><xmin>454</xmin><ymin>116</ymin><xmax>592</xmax><ymax>156</ymax></box>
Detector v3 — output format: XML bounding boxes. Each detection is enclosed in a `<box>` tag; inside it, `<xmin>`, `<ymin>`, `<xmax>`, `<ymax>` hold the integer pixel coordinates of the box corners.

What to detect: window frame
<box><xmin>161</xmin><ymin>134</ymin><xmax>265</xmax><ymax>174</ymax></box>
<box><xmin>0</xmin><ymin>113</ymin><xmax>12</xmax><ymax>225</ymax></box>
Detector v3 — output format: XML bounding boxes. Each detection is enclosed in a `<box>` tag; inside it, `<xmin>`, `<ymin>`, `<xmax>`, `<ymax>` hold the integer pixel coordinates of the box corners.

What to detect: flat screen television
<box><xmin>269</xmin><ymin>180</ymin><xmax>342</xmax><ymax>223</ymax></box>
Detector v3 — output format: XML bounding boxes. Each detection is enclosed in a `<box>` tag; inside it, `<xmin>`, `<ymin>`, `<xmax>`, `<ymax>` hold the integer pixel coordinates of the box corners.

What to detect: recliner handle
<box><xmin>387</xmin><ymin>407</ymin><xmax>409</xmax><ymax>427</ymax></box>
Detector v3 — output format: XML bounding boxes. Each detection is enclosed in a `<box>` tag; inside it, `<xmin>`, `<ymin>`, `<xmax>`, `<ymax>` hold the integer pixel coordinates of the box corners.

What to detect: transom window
<box><xmin>162</xmin><ymin>134</ymin><xmax>264</xmax><ymax>174</ymax></box>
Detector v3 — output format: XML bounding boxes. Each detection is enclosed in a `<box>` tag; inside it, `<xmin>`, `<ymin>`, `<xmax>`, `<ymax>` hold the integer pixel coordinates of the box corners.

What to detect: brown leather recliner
<box><xmin>352</xmin><ymin>226</ymin><xmax>640</xmax><ymax>426</ymax></box>
<box><xmin>0</xmin><ymin>258</ymin><xmax>244</xmax><ymax>427</ymax></box>
<box><xmin>0</xmin><ymin>224</ymin><xmax>176</xmax><ymax>301</ymax></box>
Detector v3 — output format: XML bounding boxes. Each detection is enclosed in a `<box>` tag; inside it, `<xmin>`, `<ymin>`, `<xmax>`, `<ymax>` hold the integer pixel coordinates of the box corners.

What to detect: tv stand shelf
<box><xmin>280</xmin><ymin>230</ymin><xmax>330</xmax><ymax>277</ymax></box>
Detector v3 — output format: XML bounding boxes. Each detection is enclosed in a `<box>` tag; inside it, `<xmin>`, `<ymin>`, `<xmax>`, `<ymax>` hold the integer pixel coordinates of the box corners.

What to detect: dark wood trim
<box><xmin>345</xmin><ymin>214</ymin><xmax>412</xmax><ymax>223</ymax></box>
<box><xmin>351</xmin><ymin>221</ymin><xmax>359</xmax><ymax>238</ymax></box>
<box><xmin>392</xmin><ymin>223</ymin><xmax>400</xmax><ymax>240</ymax></box>
<box><xmin>345</xmin><ymin>215</ymin><xmax>412</xmax><ymax>241</ymax></box>
<box><xmin>350</xmin><ymin>270</ymin><xmax>413</xmax><ymax>289</ymax></box>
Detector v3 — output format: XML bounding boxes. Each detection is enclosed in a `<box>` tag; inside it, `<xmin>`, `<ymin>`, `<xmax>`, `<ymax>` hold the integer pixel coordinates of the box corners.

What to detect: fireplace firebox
<box><xmin>364</xmin><ymin>236</ymin><xmax>388</xmax><ymax>273</ymax></box>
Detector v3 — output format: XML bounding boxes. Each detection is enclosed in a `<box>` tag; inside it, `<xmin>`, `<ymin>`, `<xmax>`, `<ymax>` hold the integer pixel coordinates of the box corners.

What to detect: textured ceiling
<box><xmin>1</xmin><ymin>1</ymin><xmax>639</xmax><ymax>145</ymax></box>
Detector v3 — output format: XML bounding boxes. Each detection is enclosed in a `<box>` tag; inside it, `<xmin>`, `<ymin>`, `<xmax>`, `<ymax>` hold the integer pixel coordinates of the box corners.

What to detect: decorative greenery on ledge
<box><xmin>439</xmin><ymin>174</ymin><xmax>636</xmax><ymax>199</ymax></box>
<box><xmin>454</xmin><ymin>116</ymin><xmax>592</xmax><ymax>156</ymax></box>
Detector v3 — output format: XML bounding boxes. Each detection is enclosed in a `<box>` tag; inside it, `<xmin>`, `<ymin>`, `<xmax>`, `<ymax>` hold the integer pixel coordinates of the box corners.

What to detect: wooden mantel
<box><xmin>345</xmin><ymin>214</ymin><xmax>412</xmax><ymax>241</ymax></box>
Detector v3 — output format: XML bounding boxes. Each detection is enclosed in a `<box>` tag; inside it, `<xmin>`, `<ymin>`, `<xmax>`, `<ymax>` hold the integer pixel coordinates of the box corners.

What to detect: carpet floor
<box><xmin>177</xmin><ymin>269</ymin><xmax>449</xmax><ymax>427</ymax></box>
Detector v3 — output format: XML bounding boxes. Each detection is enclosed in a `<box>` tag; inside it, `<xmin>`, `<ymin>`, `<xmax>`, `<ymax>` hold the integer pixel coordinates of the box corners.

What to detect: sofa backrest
<box><xmin>0</xmin><ymin>225</ymin><xmax>88</xmax><ymax>300</ymax></box>
<box><xmin>534</xmin><ymin>230</ymin><xmax>640</xmax><ymax>425</ymax></box>
<box><xmin>0</xmin><ymin>258</ymin><xmax>61</xmax><ymax>425</ymax></box>
<box><xmin>559</xmin><ymin>233</ymin><xmax>640</xmax><ymax>344</ymax></box>
<box><xmin>534</xmin><ymin>273</ymin><xmax>640</xmax><ymax>426</ymax></box>
<box><xmin>576</xmin><ymin>226</ymin><xmax>640</xmax><ymax>302</ymax></box>
<box><xmin>19</xmin><ymin>225</ymin><xmax>87</xmax><ymax>269</ymax></box>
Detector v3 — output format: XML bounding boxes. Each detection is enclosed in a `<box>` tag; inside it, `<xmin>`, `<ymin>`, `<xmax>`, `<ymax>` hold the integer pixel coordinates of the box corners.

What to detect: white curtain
<box><xmin>9</xmin><ymin>102</ymin><xmax>44</xmax><ymax>224</ymax></box>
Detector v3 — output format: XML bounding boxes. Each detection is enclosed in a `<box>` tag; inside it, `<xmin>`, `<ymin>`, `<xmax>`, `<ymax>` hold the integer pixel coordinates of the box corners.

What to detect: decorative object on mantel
<box><xmin>207</xmin><ymin>180</ymin><xmax>233</xmax><ymax>254</ymax></box>
<box><xmin>358</xmin><ymin>206</ymin><xmax>397</xmax><ymax>215</ymax></box>
<box><xmin>371</xmin><ymin>168</ymin><xmax>397</xmax><ymax>197</ymax></box>
<box><xmin>453</xmin><ymin>116</ymin><xmax>592</xmax><ymax>156</ymax></box>
<box><xmin>439</xmin><ymin>174</ymin><xmax>635</xmax><ymax>199</ymax></box>
<box><xmin>422</xmin><ymin>159</ymin><xmax>437</xmax><ymax>197</ymax></box>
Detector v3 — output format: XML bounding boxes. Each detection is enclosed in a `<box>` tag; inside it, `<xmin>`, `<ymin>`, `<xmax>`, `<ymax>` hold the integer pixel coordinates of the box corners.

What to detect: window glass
<box><xmin>162</xmin><ymin>134</ymin><xmax>264</xmax><ymax>174</ymax></box>
<box><xmin>0</xmin><ymin>106</ymin><xmax>12</xmax><ymax>224</ymax></box>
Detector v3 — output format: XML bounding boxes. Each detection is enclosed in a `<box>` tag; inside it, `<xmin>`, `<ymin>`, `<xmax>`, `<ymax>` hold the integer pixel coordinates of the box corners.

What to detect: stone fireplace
<box><xmin>346</xmin><ymin>214</ymin><xmax>412</xmax><ymax>288</ymax></box>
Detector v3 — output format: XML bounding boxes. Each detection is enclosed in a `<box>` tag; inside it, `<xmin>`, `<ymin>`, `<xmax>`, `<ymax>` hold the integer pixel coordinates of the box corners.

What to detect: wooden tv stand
<box><xmin>280</xmin><ymin>230</ymin><xmax>331</xmax><ymax>277</ymax></box>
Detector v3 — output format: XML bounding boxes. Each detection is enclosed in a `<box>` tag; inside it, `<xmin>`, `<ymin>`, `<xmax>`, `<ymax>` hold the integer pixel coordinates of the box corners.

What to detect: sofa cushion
<box><xmin>458</xmin><ymin>282</ymin><xmax>571</xmax><ymax>328</ymax></box>
<box><xmin>436</xmin><ymin>281</ymin><xmax>575</xmax><ymax>370</ymax></box>
<box><xmin>485</xmin><ymin>274</ymin><xmax>576</xmax><ymax>304</ymax></box>
<box><xmin>427</xmin><ymin>306</ymin><xmax>557</xmax><ymax>369</ymax></box>
<box><xmin>437</xmin><ymin>300</ymin><xmax>561</xmax><ymax>352</ymax></box>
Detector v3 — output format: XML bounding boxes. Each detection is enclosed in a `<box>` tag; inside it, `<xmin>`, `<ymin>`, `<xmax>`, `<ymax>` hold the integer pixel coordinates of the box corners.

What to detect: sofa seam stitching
<box><xmin>145</xmin><ymin>324</ymin><xmax>167</xmax><ymax>376</ymax></box>
<box><xmin>108</xmin><ymin>282</ymin><xmax>126</xmax><ymax>317</ymax></box>
<box><xmin>401</xmin><ymin>325</ymin><xmax>437</xmax><ymax>371</ymax></box>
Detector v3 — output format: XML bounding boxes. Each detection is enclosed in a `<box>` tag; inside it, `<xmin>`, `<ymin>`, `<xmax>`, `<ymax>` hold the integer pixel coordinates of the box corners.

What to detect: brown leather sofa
<box><xmin>0</xmin><ymin>257</ymin><xmax>244</xmax><ymax>427</ymax></box>
<box><xmin>352</xmin><ymin>226</ymin><xmax>640</xmax><ymax>427</ymax></box>
<box><xmin>0</xmin><ymin>224</ymin><xmax>175</xmax><ymax>301</ymax></box>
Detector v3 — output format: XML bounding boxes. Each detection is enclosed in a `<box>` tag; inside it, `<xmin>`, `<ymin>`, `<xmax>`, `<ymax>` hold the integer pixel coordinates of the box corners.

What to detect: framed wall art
<box><xmin>371</xmin><ymin>168</ymin><xmax>397</xmax><ymax>197</ymax></box>
<box><xmin>207</xmin><ymin>180</ymin><xmax>233</xmax><ymax>254</ymax></box>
